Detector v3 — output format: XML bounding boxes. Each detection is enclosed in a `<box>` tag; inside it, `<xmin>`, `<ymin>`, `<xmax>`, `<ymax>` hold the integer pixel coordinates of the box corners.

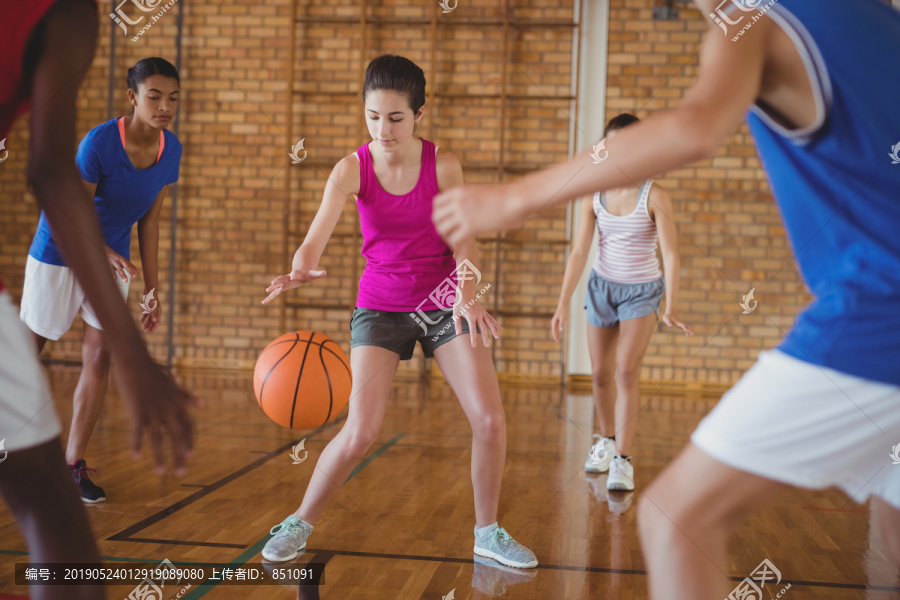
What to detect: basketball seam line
<box><xmin>289</xmin><ymin>333</ymin><xmax>316</xmax><ymax>429</ymax></box>
<box><xmin>258</xmin><ymin>334</ymin><xmax>300</xmax><ymax>416</ymax></box>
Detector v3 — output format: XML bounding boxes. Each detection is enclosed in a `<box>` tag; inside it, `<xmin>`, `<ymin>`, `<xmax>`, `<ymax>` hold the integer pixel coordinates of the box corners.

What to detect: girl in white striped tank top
<box><xmin>550</xmin><ymin>114</ymin><xmax>693</xmax><ymax>493</ymax></box>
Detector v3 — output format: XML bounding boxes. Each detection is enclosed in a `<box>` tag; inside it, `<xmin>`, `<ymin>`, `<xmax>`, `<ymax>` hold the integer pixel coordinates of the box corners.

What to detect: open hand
<box><xmin>454</xmin><ymin>296</ymin><xmax>502</xmax><ymax>347</ymax></box>
<box><xmin>262</xmin><ymin>269</ymin><xmax>327</xmax><ymax>305</ymax></box>
<box><xmin>663</xmin><ymin>311</ymin><xmax>693</xmax><ymax>336</ymax></box>
<box><xmin>112</xmin><ymin>357</ymin><xmax>198</xmax><ymax>476</ymax></box>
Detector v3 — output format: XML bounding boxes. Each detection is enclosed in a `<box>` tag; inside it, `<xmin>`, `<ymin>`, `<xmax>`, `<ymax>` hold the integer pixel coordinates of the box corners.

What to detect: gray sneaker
<box><xmin>262</xmin><ymin>515</ymin><xmax>313</xmax><ymax>562</ymax></box>
<box><xmin>473</xmin><ymin>526</ymin><xmax>537</xmax><ymax>569</ymax></box>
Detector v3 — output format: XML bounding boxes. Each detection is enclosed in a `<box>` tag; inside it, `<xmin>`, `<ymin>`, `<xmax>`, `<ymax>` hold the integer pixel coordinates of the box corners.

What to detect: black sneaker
<box><xmin>70</xmin><ymin>460</ymin><xmax>106</xmax><ymax>503</ymax></box>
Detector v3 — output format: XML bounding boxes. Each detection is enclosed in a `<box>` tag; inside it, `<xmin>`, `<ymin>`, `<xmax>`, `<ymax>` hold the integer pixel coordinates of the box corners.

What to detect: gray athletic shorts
<box><xmin>584</xmin><ymin>270</ymin><xmax>665</xmax><ymax>328</ymax></box>
<box><xmin>350</xmin><ymin>307</ymin><xmax>471</xmax><ymax>360</ymax></box>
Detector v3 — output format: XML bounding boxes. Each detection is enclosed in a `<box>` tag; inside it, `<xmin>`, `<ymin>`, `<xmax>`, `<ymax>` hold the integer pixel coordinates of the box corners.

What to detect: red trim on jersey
<box><xmin>118</xmin><ymin>116</ymin><xmax>165</xmax><ymax>164</ymax></box>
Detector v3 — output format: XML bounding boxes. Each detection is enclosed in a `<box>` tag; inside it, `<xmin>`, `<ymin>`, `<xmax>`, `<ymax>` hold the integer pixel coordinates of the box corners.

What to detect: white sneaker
<box><xmin>607</xmin><ymin>457</ymin><xmax>634</xmax><ymax>491</ymax></box>
<box><xmin>585</xmin><ymin>435</ymin><xmax>616</xmax><ymax>473</ymax></box>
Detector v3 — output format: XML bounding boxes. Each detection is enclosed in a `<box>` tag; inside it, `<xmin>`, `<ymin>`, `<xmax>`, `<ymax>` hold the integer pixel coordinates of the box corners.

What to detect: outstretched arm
<box><xmin>433</xmin><ymin>20</ymin><xmax>769</xmax><ymax>247</ymax></box>
<box><xmin>262</xmin><ymin>155</ymin><xmax>357</xmax><ymax>304</ymax></box>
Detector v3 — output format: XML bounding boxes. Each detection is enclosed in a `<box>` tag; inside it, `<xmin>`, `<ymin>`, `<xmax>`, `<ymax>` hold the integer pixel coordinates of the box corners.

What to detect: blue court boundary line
<box><xmin>181</xmin><ymin>432</ymin><xmax>405</xmax><ymax>599</ymax></box>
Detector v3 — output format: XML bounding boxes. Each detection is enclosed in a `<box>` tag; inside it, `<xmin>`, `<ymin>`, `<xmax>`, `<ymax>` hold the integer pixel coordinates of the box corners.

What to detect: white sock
<box><xmin>476</xmin><ymin>522</ymin><xmax>499</xmax><ymax>537</ymax></box>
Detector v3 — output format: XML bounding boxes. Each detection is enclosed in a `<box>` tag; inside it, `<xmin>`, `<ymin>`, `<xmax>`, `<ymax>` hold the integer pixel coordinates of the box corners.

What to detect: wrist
<box><xmin>293</xmin><ymin>245</ymin><xmax>319</xmax><ymax>270</ymax></box>
<box><xmin>505</xmin><ymin>181</ymin><xmax>531</xmax><ymax>224</ymax></box>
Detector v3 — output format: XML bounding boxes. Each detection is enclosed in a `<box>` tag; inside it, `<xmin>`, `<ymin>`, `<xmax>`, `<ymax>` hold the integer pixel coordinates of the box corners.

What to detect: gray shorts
<box><xmin>350</xmin><ymin>307</ymin><xmax>471</xmax><ymax>360</ymax></box>
<box><xmin>584</xmin><ymin>270</ymin><xmax>665</xmax><ymax>328</ymax></box>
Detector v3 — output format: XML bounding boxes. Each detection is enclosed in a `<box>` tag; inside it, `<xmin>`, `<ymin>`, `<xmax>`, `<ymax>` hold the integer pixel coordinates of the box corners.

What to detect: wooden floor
<box><xmin>1</xmin><ymin>364</ymin><xmax>898</xmax><ymax>599</ymax></box>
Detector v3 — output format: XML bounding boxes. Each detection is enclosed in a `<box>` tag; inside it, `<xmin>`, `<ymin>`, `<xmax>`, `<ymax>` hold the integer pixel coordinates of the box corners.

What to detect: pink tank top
<box><xmin>354</xmin><ymin>139</ymin><xmax>457</xmax><ymax>311</ymax></box>
<box><xmin>592</xmin><ymin>180</ymin><xmax>662</xmax><ymax>284</ymax></box>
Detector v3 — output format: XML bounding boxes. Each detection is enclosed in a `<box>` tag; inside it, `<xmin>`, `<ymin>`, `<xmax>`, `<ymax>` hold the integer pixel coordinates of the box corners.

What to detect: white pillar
<box><xmin>568</xmin><ymin>0</ymin><xmax>609</xmax><ymax>377</ymax></box>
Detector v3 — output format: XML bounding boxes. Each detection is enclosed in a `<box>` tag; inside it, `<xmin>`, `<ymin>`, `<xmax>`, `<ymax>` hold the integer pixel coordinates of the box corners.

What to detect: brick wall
<box><xmin>0</xmin><ymin>0</ymin><xmax>810</xmax><ymax>386</ymax></box>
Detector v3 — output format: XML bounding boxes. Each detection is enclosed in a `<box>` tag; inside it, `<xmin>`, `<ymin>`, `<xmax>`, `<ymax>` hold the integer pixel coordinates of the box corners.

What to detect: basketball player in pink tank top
<box><xmin>262</xmin><ymin>55</ymin><xmax>538</xmax><ymax>570</ymax></box>
<box><xmin>551</xmin><ymin>114</ymin><xmax>692</xmax><ymax>500</ymax></box>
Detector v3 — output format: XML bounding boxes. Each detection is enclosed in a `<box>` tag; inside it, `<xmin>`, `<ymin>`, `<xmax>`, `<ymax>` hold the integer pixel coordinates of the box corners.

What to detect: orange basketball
<box><xmin>253</xmin><ymin>331</ymin><xmax>352</xmax><ymax>429</ymax></box>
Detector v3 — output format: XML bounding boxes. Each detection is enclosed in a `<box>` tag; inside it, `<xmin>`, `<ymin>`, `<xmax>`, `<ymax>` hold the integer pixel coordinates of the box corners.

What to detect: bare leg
<box><xmin>637</xmin><ymin>443</ymin><xmax>789</xmax><ymax>600</ymax></box>
<box><xmin>292</xmin><ymin>345</ymin><xmax>400</xmax><ymax>524</ymax></box>
<box><xmin>66</xmin><ymin>323</ymin><xmax>110</xmax><ymax>464</ymax></box>
<box><xmin>585</xmin><ymin>323</ymin><xmax>618</xmax><ymax>438</ymax></box>
<box><xmin>34</xmin><ymin>332</ymin><xmax>49</xmax><ymax>354</ymax></box>
<box><xmin>433</xmin><ymin>336</ymin><xmax>505</xmax><ymax>529</ymax></box>
<box><xmin>0</xmin><ymin>438</ymin><xmax>104</xmax><ymax>600</ymax></box>
<box><xmin>613</xmin><ymin>313</ymin><xmax>656</xmax><ymax>456</ymax></box>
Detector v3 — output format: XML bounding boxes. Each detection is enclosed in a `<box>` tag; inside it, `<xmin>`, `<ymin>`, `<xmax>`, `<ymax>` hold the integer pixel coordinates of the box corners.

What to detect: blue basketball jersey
<box><xmin>740</xmin><ymin>0</ymin><xmax>900</xmax><ymax>385</ymax></box>
<box><xmin>29</xmin><ymin>119</ymin><xmax>181</xmax><ymax>266</ymax></box>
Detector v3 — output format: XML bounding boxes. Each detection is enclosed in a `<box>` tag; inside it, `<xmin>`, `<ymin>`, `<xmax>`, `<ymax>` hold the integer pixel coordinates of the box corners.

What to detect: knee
<box><xmin>81</xmin><ymin>343</ymin><xmax>111</xmax><ymax>374</ymax></box>
<box><xmin>637</xmin><ymin>489</ymin><xmax>675</xmax><ymax>550</ymax></box>
<box><xmin>638</xmin><ymin>480</ymin><xmax>721</xmax><ymax>549</ymax></box>
<box><xmin>342</xmin><ymin>426</ymin><xmax>378</xmax><ymax>460</ymax></box>
<box><xmin>591</xmin><ymin>366</ymin><xmax>614</xmax><ymax>388</ymax></box>
<box><xmin>471</xmin><ymin>410</ymin><xmax>506</xmax><ymax>440</ymax></box>
<box><xmin>615</xmin><ymin>362</ymin><xmax>640</xmax><ymax>386</ymax></box>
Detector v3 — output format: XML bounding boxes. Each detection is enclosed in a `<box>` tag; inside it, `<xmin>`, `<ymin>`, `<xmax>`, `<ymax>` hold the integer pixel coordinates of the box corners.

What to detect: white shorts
<box><xmin>0</xmin><ymin>291</ymin><xmax>61</xmax><ymax>452</ymax></box>
<box><xmin>692</xmin><ymin>350</ymin><xmax>900</xmax><ymax>510</ymax></box>
<box><xmin>19</xmin><ymin>255</ymin><xmax>130</xmax><ymax>340</ymax></box>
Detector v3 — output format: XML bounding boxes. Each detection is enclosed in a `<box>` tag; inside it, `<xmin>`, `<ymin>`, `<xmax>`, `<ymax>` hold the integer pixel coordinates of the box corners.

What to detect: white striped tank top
<box><xmin>591</xmin><ymin>180</ymin><xmax>662</xmax><ymax>284</ymax></box>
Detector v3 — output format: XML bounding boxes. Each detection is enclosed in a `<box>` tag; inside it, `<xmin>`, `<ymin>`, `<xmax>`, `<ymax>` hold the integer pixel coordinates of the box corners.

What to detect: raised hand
<box><xmin>433</xmin><ymin>184</ymin><xmax>525</xmax><ymax>249</ymax></box>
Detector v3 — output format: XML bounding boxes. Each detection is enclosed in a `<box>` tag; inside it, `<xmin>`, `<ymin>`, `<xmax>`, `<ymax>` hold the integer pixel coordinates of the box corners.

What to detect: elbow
<box><xmin>670</xmin><ymin>106</ymin><xmax>725</xmax><ymax>162</ymax></box>
<box><xmin>570</xmin><ymin>247</ymin><xmax>589</xmax><ymax>262</ymax></box>
<box><xmin>661</xmin><ymin>251</ymin><xmax>680</xmax><ymax>269</ymax></box>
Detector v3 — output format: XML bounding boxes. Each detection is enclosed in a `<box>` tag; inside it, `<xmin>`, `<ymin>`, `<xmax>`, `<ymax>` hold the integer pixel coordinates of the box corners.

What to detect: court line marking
<box><xmin>106</xmin><ymin>433</ymin><xmax>408</xmax><ymax>550</ymax></box>
<box><xmin>2</xmin><ymin>547</ymin><xmax>897</xmax><ymax>592</ymax></box>
<box><xmin>179</xmin><ymin>433</ymin><xmax>405</xmax><ymax>599</ymax></box>
<box><xmin>105</xmin><ymin>417</ymin><xmax>346</xmax><ymax>545</ymax></box>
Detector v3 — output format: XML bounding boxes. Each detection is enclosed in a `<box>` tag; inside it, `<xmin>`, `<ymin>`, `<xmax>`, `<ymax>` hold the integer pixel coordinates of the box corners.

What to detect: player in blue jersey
<box><xmin>20</xmin><ymin>56</ymin><xmax>182</xmax><ymax>503</ymax></box>
<box><xmin>434</xmin><ymin>0</ymin><xmax>900</xmax><ymax>596</ymax></box>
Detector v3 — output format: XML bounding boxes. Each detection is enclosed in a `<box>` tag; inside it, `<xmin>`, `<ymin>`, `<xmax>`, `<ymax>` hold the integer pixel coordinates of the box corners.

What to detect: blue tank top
<box><xmin>743</xmin><ymin>0</ymin><xmax>900</xmax><ymax>385</ymax></box>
